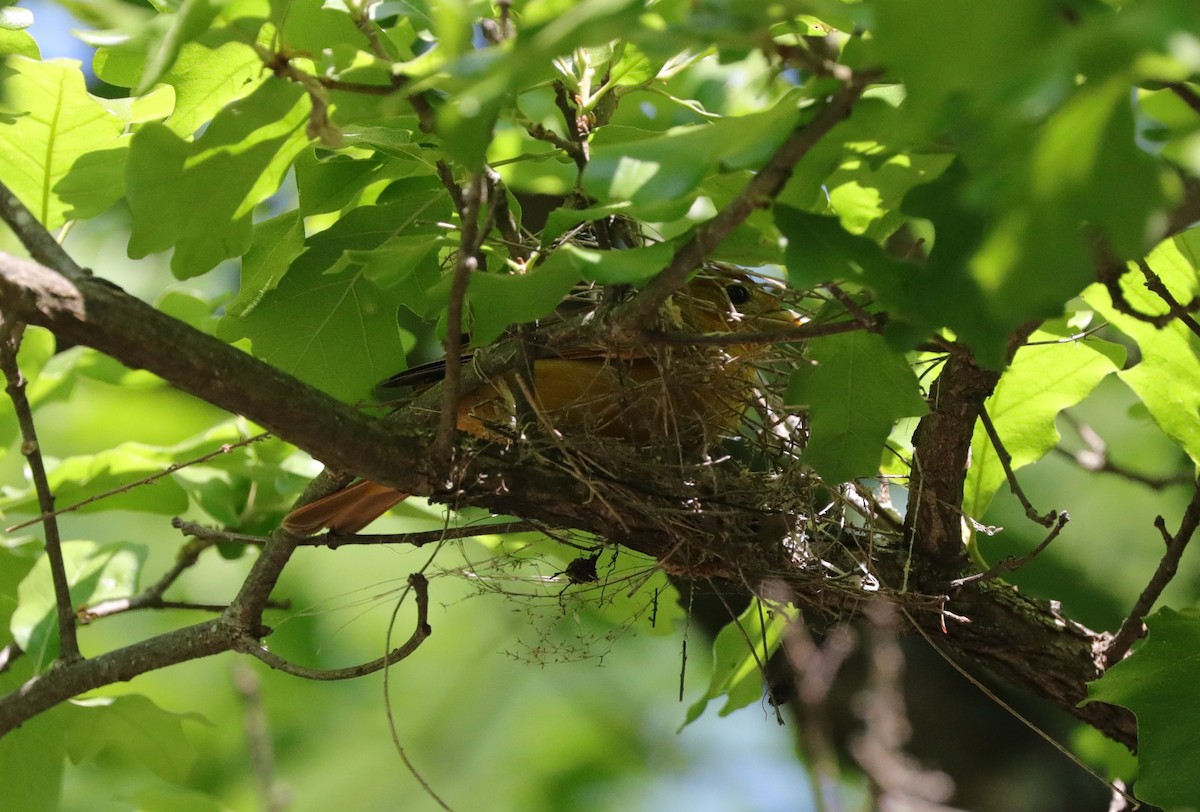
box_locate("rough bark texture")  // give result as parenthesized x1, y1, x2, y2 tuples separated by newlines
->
(0, 251, 1134, 747)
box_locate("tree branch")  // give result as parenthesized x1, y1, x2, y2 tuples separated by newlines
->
(1104, 480, 1200, 667)
(0, 318, 79, 662)
(0, 619, 232, 736)
(241, 573, 431, 680)
(609, 70, 877, 341)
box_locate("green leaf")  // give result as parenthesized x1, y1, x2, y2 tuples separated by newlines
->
(126, 78, 311, 278)
(464, 261, 581, 346)
(0, 537, 41, 662)
(0, 57, 128, 229)
(87, 0, 223, 97)
(223, 260, 415, 403)
(776, 205, 913, 313)
(0, 443, 191, 518)
(1086, 607, 1200, 809)
(785, 332, 928, 483)
(157, 38, 264, 138)
(130, 786, 233, 812)
(582, 96, 802, 212)
(0, 326, 57, 462)
(0, 7, 39, 59)
(0, 703, 66, 812)
(11, 541, 147, 662)
(962, 324, 1124, 520)
(540, 241, 677, 285)
(225, 210, 306, 318)
(66, 694, 205, 785)
(874, 0, 1067, 139)
(1084, 234, 1200, 466)
(682, 598, 790, 728)
(271, 0, 369, 56)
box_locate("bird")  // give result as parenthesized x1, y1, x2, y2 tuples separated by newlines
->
(282, 272, 799, 536)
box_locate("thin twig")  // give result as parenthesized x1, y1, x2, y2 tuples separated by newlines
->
(239, 573, 431, 680)
(1104, 480, 1200, 667)
(1097, 255, 1200, 331)
(950, 512, 1070, 587)
(436, 160, 465, 217)
(822, 282, 878, 329)
(174, 517, 537, 548)
(977, 406, 1058, 527)
(1137, 258, 1200, 340)
(436, 172, 487, 465)
(522, 117, 585, 162)
(642, 315, 885, 347)
(347, 0, 389, 61)
(552, 80, 587, 170)
(7, 433, 271, 532)
(78, 531, 289, 622)
(610, 70, 877, 342)
(484, 167, 529, 262)
(383, 574, 454, 811)
(0, 642, 23, 675)
(0, 319, 80, 661)
(1168, 81, 1200, 116)
(172, 518, 272, 545)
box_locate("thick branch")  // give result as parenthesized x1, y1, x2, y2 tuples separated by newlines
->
(0, 620, 232, 735)
(0, 252, 436, 499)
(0, 247, 1139, 745)
(904, 355, 1000, 568)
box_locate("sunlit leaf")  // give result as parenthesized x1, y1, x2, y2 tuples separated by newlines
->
(962, 324, 1124, 520)
(0, 57, 128, 229)
(1084, 234, 1200, 466)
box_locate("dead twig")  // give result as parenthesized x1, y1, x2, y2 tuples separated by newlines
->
(436, 172, 487, 467)
(240, 573, 431, 680)
(977, 406, 1059, 527)
(951, 512, 1069, 587)
(1104, 480, 1200, 667)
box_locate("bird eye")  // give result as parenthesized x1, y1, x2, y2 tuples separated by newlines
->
(725, 283, 752, 306)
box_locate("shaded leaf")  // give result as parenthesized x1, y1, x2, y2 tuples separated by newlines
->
(66, 695, 206, 785)
(0, 702, 65, 812)
(126, 78, 311, 278)
(223, 260, 415, 403)
(11, 541, 147, 663)
(785, 332, 928, 483)
(1086, 607, 1200, 808)
(583, 96, 802, 212)
(683, 598, 791, 728)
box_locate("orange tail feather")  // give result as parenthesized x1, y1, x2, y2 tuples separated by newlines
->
(283, 480, 408, 536)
